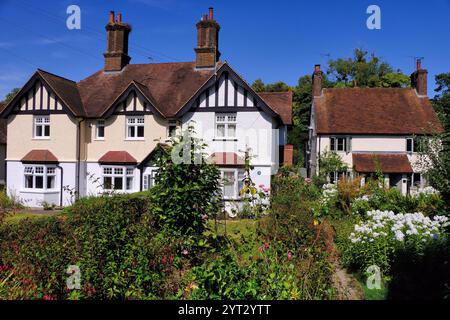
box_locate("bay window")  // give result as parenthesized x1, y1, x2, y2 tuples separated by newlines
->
(34, 116, 50, 138)
(102, 166, 135, 192)
(220, 169, 245, 199)
(126, 116, 145, 139)
(24, 165, 56, 190)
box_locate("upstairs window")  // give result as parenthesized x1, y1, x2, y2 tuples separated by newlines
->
(126, 117, 145, 139)
(96, 120, 105, 139)
(406, 138, 420, 153)
(215, 113, 237, 139)
(24, 165, 56, 190)
(34, 116, 50, 138)
(330, 137, 351, 152)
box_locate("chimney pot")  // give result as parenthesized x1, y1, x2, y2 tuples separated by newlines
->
(416, 58, 421, 71)
(314, 64, 321, 73)
(109, 11, 115, 24)
(209, 7, 214, 21)
(312, 64, 323, 97)
(117, 12, 122, 24)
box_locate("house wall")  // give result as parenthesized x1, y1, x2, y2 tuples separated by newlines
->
(6, 114, 78, 161)
(84, 114, 168, 162)
(182, 110, 279, 174)
(316, 135, 420, 171)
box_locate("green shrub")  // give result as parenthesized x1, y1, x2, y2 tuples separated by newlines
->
(151, 127, 222, 236)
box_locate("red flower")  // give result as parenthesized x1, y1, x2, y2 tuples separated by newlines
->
(264, 242, 269, 249)
(43, 295, 53, 300)
(287, 251, 293, 261)
(162, 255, 167, 265)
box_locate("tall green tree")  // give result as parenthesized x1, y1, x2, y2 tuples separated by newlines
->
(4, 88, 20, 103)
(327, 48, 409, 88)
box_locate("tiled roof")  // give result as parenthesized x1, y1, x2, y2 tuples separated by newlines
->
(99, 151, 138, 164)
(258, 91, 293, 125)
(77, 62, 217, 118)
(314, 88, 443, 135)
(21, 150, 59, 163)
(352, 153, 413, 173)
(209, 152, 244, 165)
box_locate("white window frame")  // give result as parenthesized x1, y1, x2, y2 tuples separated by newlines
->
(330, 136, 351, 153)
(23, 165, 57, 190)
(102, 166, 135, 192)
(215, 113, 237, 140)
(126, 116, 145, 140)
(406, 137, 418, 154)
(34, 116, 50, 139)
(96, 120, 105, 140)
(143, 170, 157, 191)
(220, 168, 245, 200)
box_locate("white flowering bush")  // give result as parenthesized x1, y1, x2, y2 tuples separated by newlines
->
(315, 183, 339, 217)
(342, 210, 449, 273)
(410, 186, 440, 197)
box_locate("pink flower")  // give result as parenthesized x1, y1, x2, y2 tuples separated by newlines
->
(287, 251, 293, 261)
(264, 242, 269, 249)
(304, 178, 312, 184)
(259, 184, 265, 188)
(201, 214, 209, 221)
(162, 255, 167, 265)
(259, 246, 264, 252)
(43, 295, 53, 300)
(182, 249, 189, 256)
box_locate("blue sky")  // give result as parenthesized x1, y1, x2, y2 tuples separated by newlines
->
(0, 0, 450, 99)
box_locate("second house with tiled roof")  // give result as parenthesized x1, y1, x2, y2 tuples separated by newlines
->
(1, 9, 293, 208)
(307, 62, 443, 194)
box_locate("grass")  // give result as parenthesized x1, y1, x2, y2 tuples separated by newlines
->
(355, 273, 388, 300)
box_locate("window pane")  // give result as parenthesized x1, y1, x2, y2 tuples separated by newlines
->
(47, 176, 55, 189)
(114, 168, 123, 175)
(114, 177, 123, 190)
(25, 175, 34, 188)
(137, 126, 144, 137)
(126, 177, 133, 190)
(227, 124, 236, 137)
(406, 139, 413, 152)
(104, 177, 112, 189)
(44, 125, 50, 137)
(97, 125, 104, 138)
(337, 138, 344, 151)
(35, 167, 44, 174)
(103, 167, 112, 175)
(128, 126, 135, 138)
(169, 125, 177, 137)
(47, 167, 55, 174)
(216, 124, 225, 137)
(330, 138, 335, 151)
(35, 176, 44, 189)
(223, 172, 235, 197)
(126, 168, 134, 175)
(143, 175, 148, 191)
(36, 125, 43, 137)
(224, 184, 234, 197)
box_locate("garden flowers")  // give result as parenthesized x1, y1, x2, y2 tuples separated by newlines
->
(349, 210, 449, 245)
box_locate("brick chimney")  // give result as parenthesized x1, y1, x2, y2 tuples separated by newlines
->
(411, 59, 428, 96)
(104, 11, 132, 72)
(194, 7, 221, 69)
(312, 64, 323, 97)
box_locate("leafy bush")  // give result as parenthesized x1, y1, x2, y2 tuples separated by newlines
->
(151, 127, 222, 235)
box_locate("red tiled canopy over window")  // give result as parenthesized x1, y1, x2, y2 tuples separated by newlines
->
(21, 149, 59, 163)
(99, 151, 137, 164)
(209, 152, 244, 166)
(352, 153, 413, 174)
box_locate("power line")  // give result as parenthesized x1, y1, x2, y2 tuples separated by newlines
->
(13, 0, 182, 62)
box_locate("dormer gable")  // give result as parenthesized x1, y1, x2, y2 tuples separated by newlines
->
(101, 81, 163, 118)
(0, 69, 84, 118)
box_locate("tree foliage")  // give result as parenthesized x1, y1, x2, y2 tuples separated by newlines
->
(4, 88, 20, 104)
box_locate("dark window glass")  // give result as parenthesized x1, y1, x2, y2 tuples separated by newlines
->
(407, 138, 413, 152)
(337, 138, 345, 151)
(25, 176, 34, 188)
(128, 126, 135, 138)
(104, 177, 112, 189)
(330, 138, 336, 151)
(47, 176, 55, 189)
(36, 126, 43, 137)
(126, 177, 133, 190)
(114, 177, 123, 190)
(97, 126, 104, 138)
(44, 125, 50, 137)
(169, 125, 176, 137)
(137, 126, 144, 137)
(35, 176, 44, 189)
